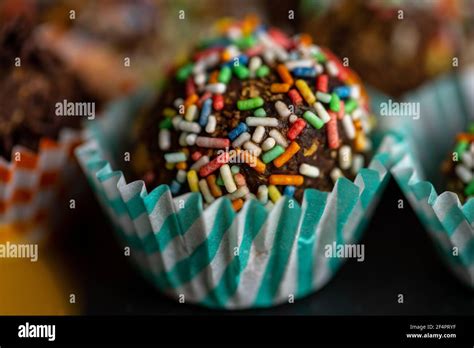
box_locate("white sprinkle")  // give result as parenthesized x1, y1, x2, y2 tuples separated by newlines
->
(342, 115, 356, 140)
(158, 129, 171, 151)
(243, 141, 262, 157)
(249, 56, 262, 76)
(205, 115, 216, 133)
(455, 164, 473, 184)
(190, 155, 210, 171)
(339, 145, 352, 170)
(257, 185, 268, 204)
(262, 49, 276, 65)
(194, 72, 206, 86)
(261, 137, 276, 151)
(252, 126, 265, 144)
(314, 102, 331, 123)
(274, 46, 289, 62)
(172, 116, 182, 129)
(227, 186, 249, 200)
(185, 104, 198, 121)
(176, 170, 187, 183)
(299, 163, 320, 178)
(173, 98, 184, 109)
(285, 59, 314, 70)
(232, 132, 251, 148)
(186, 133, 198, 146)
(326, 60, 339, 76)
(269, 129, 288, 148)
(246, 117, 279, 127)
(351, 107, 364, 120)
(462, 151, 474, 168)
(330, 168, 344, 183)
(220, 164, 237, 193)
(199, 179, 215, 204)
(350, 85, 361, 99)
(351, 154, 364, 175)
(205, 83, 226, 94)
(289, 114, 298, 123)
(315, 63, 324, 75)
(179, 120, 201, 133)
(275, 101, 291, 118)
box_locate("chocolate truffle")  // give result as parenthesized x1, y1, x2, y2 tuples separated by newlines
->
(0, 19, 96, 160)
(442, 129, 474, 203)
(132, 18, 374, 210)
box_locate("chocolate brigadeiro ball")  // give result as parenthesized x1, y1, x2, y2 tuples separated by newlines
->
(0, 18, 97, 160)
(442, 128, 474, 204)
(131, 18, 375, 210)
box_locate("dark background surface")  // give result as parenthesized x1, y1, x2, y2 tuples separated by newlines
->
(68, 178, 474, 315)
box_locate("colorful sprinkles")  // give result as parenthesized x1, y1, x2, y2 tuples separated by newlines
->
(157, 17, 373, 211)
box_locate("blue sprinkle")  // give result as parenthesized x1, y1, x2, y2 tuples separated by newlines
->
(292, 67, 316, 78)
(170, 180, 181, 195)
(283, 185, 295, 197)
(333, 86, 351, 99)
(223, 54, 249, 67)
(199, 98, 212, 126)
(228, 122, 248, 141)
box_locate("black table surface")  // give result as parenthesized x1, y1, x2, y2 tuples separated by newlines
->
(65, 178, 474, 315)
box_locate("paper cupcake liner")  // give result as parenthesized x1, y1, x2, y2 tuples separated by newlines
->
(0, 128, 83, 243)
(388, 67, 474, 287)
(76, 88, 397, 309)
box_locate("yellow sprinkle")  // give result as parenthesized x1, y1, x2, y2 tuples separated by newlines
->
(303, 141, 318, 157)
(295, 79, 316, 105)
(165, 162, 175, 170)
(163, 107, 177, 118)
(187, 170, 199, 192)
(268, 185, 281, 203)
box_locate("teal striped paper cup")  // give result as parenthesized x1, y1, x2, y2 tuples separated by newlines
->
(75, 89, 397, 309)
(388, 67, 474, 287)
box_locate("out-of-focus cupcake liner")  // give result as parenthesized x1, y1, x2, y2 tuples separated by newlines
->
(76, 89, 396, 309)
(388, 68, 474, 287)
(0, 129, 83, 244)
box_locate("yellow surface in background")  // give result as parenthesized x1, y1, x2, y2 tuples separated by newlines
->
(0, 224, 81, 315)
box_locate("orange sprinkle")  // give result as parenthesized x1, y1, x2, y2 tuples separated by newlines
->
(207, 174, 223, 197)
(236, 149, 266, 174)
(184, 94, 198, 108)
(271, 83, 290, 93)
(176, 161, 187, 170)
(221, 50, 232, 62)
(232, 198, 244, 212)
(269, 174, 304, 186)
(209, 70, 219, 84)
(276, 64, 294, 86)
(273, 141, 301, 168)
(354, 131, 367, 152)
(457, 133, 474, 142)
(299, 33, 313, 46)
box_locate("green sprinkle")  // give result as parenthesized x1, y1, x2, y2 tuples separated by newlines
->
(216, 175, 224, 186)
(234, 35, 256, 50)
(231, 165, 240, 174)
(303, 111, 324, 129)
(176, 63, 193, 81)
(218, 66, 232, 84)
(233, 65, 250, 79)
(237, 97, 264, 110)
(159, 118, 173, 129)
(314, 51, 326, 63)
(469, 123, 474, 134)
(345, 99, 358, 114)
(465, 179, 474, 196)
(254, 108, 267, 117)
(330, 93, 340, 112)
(262, 145, 285, 164)
(316, 92, 332, 104)
(256, 65, 270, 78)
(454, 140, 469, 157)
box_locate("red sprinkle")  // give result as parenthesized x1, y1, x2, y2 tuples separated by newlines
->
(191, 151, 203, 161)
(287, 118, 306, 141)
(213, 94, 224, 111)
(268, 28, 293, 49)
(193, 46, 222, 61)
(327, 111, 340, 149)
(288, 89, 303, 105)
(245, 44, 264, 57)
(186, 77, 196, 97)
(197, 91, 212, 107)
(317, 74, 328, 93)
(199, 152, 230, 177)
